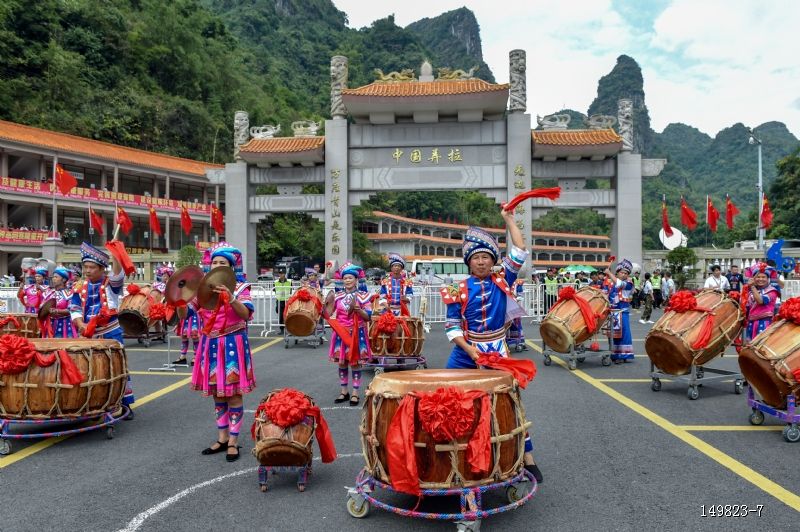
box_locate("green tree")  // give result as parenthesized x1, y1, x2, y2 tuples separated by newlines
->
(665, 247, 698, 289)
(176, 245, 202, 268)
(769, 147, 800, 239)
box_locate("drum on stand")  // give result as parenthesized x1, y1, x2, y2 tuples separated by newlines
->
(539, 287, 610, 353)
(285, 288, 321, 337)
(0, 339, 128, 419)
(738, 319, 800, 408)
(252, 389, 317, 467)
(0, 313, 40, 338)
(118, 286, 157, 337)
(368, 315, 425, 357)
(362, 369, 529, 489)
(645, 289, 742, 375)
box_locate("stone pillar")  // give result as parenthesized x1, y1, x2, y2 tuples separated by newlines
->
(613, 151, 643, 267)
(39, 206, 46, 228)
(324, 118, 350, 266)
(165, 174, 170, 199)
(215, 185, 220, 205)
(164, 214, 170, 250)
(0, 201, 7, 225)
(39, 158, 47, 181)
(617, 99, 634, 153)
(41, 239, 64, 264)
(330, 56, 349, 119)
(0, 252, 8, 277)
(113, 166, 119, 192)
(506, 71, 533, 265)
(100, 169, 107, 190)
(153, 179, 159, 197)
(202, 186, 208, 204)
(1, 150, 8, 176)
(225, 161, 253, 274)
(233, 111, 249, 160)
(202, 222, 208, 242)
(509, 50, 527, 113)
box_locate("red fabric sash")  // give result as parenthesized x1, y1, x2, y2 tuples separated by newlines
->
(666, 290, 715, 350)
(385, 388, 491, 496)
(0, 316, 21, 330)
(83, 307, 115, 338)
(476, 353, 537, 389)
(348, 312, 362, 365)
(0, 334, 83, 385)
(202, 291, 230, 336)
(552, 286, 598, 333)
(399, 299, 410, 317)
(502, 187, 561, 212)
(104, 240, 136, 276)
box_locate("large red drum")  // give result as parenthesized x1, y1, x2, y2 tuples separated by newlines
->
(738, 319, 800, 408)
(368, 315, 425, 357)
(252, 389, 317, 467)
(540, 287, 610, 353)
(645, 290, 743, 375)
(285, 289, 322, 337)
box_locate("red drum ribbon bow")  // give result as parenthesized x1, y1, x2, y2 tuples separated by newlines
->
(666, 290, 715, 350)
(552, 286, 599, 333)
(476, 352, 537, 389)
(0, 334, 83, 385)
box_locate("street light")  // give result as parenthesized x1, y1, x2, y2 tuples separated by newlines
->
(747, 127, 764, 250)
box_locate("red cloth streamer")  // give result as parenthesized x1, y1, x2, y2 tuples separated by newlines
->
(726, 194, 740, 230)
(149, 302, 168, 321)
(502, 187, 561, 212)
(0, 316, 21, 330)
(283, 288, 322, 319)
(661, 201, 674, 237)
(202, 291, 230, 335)
(475, 353, 537, 389)
(706, 197, 720, 233)
(251, 388, 337, 463)
(83, 308, 114, 338)
(386, 388, 491, 495)
(104, 240, 136, 276)
(399, 299, 411, 317)
(126, 283, 141, 295)
(778, 297, 800, 324)
(680, 197, 698, 230)
(0, 335, 83, 385)
(348, 311, 362, 365)
(666, 290, 715, 350)
(552, 286, 598, 333)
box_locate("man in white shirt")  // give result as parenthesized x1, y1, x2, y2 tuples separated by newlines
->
(704, 264, 730, 291)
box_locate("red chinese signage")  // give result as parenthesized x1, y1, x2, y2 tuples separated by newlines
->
(0, 229, 48, 244)
(0, 177, 211, 215)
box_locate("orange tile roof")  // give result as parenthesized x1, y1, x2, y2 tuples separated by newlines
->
(369, 211, 609, 240)
(342, 79, 509, 98)
(532, 129, 621, 146)
(0, 120, 221, 176)
(239, 136, 325, 154)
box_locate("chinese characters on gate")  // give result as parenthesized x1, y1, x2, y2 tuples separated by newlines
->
(330, 169, 342, 255)
(391, 148, 463, 164)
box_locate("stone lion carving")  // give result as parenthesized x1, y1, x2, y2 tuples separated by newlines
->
(617, 98, 633, 151)
(291, 120, 320, 137)
(509, 49, 526, 112)
(373, 68, 416, 82)
(233, 111, 249, 159)
(249, 124, 280, 139)
(330, 55, 348, 118)
(436, 65, 479, 80)
(536, 113, 571, 130)
(584, 114, 617, 129)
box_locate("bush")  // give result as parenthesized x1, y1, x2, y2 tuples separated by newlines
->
(176, 245, 202, 268)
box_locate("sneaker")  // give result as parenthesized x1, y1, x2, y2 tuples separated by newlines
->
(639, 319, 647, 324)
(647, 320, 655, 324)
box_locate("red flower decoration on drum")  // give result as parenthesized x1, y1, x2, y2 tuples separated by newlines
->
(0, 334, 37, 374)
(666, 290, 697, 313)
(778, 297, 800, 325)
(149, 303, 168, 321)
(418, 387, 476, 442)
(557, 286, 576, 300)
(263, 388, 311, 428)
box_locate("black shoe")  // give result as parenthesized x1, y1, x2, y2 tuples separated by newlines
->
(201, 440, 228, 455)
(349, 395, 360, 407)
(172, 358, 188, 366)
(334, 392, 350, 404)
(525, 464, 543, 483)
(226, 444, 241, 462)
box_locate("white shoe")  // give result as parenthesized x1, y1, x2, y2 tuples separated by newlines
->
(647, 320, 655, 324)
(639, 319, 646, 324)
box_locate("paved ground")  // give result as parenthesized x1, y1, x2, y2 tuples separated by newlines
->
(1, 305, 799, 531)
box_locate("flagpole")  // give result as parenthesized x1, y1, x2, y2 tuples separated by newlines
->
(705, 195, 709, 247)
(88, 201, 93, 245)
(51, 157, 58, 237)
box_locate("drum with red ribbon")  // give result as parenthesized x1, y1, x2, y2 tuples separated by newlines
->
(0, 313, 40, 338)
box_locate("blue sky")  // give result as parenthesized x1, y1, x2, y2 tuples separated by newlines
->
(333, 0, 800, 138)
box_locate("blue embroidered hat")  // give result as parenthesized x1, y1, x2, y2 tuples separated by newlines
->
(209, 241, 245, 281)
(463, 226, 500, 265)
(53, 267, 71, 281)
(616, 258, 633, 274)
(80, 242, 110, 267)
(35, 267, 49, 277)
(387, 253, 405, 269)
(338, 261, 364, 279)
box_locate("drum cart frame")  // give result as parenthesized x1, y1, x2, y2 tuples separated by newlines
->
(283, 326, 323, 349)
(363, 355, 427, 375)
(124, 323, 167, 348)
(649, 362, 745, 400)
(0, 406, 130, 455)
(258, 463, 313, 492)
(541, 311, 616, 370)
(346, 468, 536, 531)
(746, 386, 800, 442)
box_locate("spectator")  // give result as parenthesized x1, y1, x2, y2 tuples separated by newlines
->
(651, 270, 663, 308)
(631, 271, 641, 309)
(726, 264, 744, 293)
(639, 273, 654, 324)
(544, 269, 558, 311)
(274, 270, 291, 334)
(662, 271, 675, 306)
(704, 265, 730, 291)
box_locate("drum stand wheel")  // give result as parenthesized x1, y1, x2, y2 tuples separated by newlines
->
(0, 438, 11, 456)
(543, 354, 552, 367)
(346, 491, 371, 518)
(782, 425, 800, 443)
(748, 409, 765, 426)
(258, 464, 311, 492)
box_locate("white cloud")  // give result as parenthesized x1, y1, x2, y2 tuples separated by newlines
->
(332, 0, 800, 137)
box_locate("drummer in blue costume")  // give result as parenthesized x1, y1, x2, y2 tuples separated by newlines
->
(377, 253, 413, 316)
(440, 207, 542, 482)
(70, 242, 135, 410)
(605, 259, 635, 363)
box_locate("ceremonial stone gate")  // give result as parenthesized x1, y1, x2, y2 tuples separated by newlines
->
(212, 51, 665, 275)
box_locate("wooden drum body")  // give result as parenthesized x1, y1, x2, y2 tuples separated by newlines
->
(252, 390, 316, 467)
(645, 290, 743, 375)
(362, 369, 529, 489)
(119, 287, 157, 337)
(738, 320, 800, 408)
(0, 339, 128, 419)
(369, 316, 425, 357)
(285, 290, 321, 337)
(0, 313, 40, 338)
(540, 287, 610, 353)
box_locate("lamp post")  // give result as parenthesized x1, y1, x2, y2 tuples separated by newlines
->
(747, 127, 764, 250)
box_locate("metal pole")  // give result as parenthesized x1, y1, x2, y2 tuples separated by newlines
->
(757, 142, 764, 250)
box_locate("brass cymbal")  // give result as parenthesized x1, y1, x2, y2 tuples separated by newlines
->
(37, 298, 55, 320)
(165, 265, 204, 306)
(197, 267, 237, 310)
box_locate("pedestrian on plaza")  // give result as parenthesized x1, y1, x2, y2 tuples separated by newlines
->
(325, 262, 372, 406)
(273, 270, 291, 334)
(704, 265, 730, 291)
(544, 269, 558, 311)
(605, 258, 635, 363)
(651, 270, 663, 308)
(630, 271, 641, 309)
(186, 242, 256, 462)
(726, 264, 745, 293)
(662, 271, 675, 306)
(639, 273, 654, 324)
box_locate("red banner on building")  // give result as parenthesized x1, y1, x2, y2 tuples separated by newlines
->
(0, 177, 211, 215)
(0, 230, 48, 244)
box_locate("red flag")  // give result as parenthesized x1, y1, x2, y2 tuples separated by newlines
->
(54, 164, 78, 195)
(725, 194, 740, 230)
(180, 206, 193, 235)
(149, 207, 162, 236)
(211, 206, 224, 235)
(661, 199, 673, 237)
(761, 194, 773, 229)
(680, 196, 698, 230)
(706, 196, 720, 233)
(89, 207, 105, 236)
(116, 206, 134, 235)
